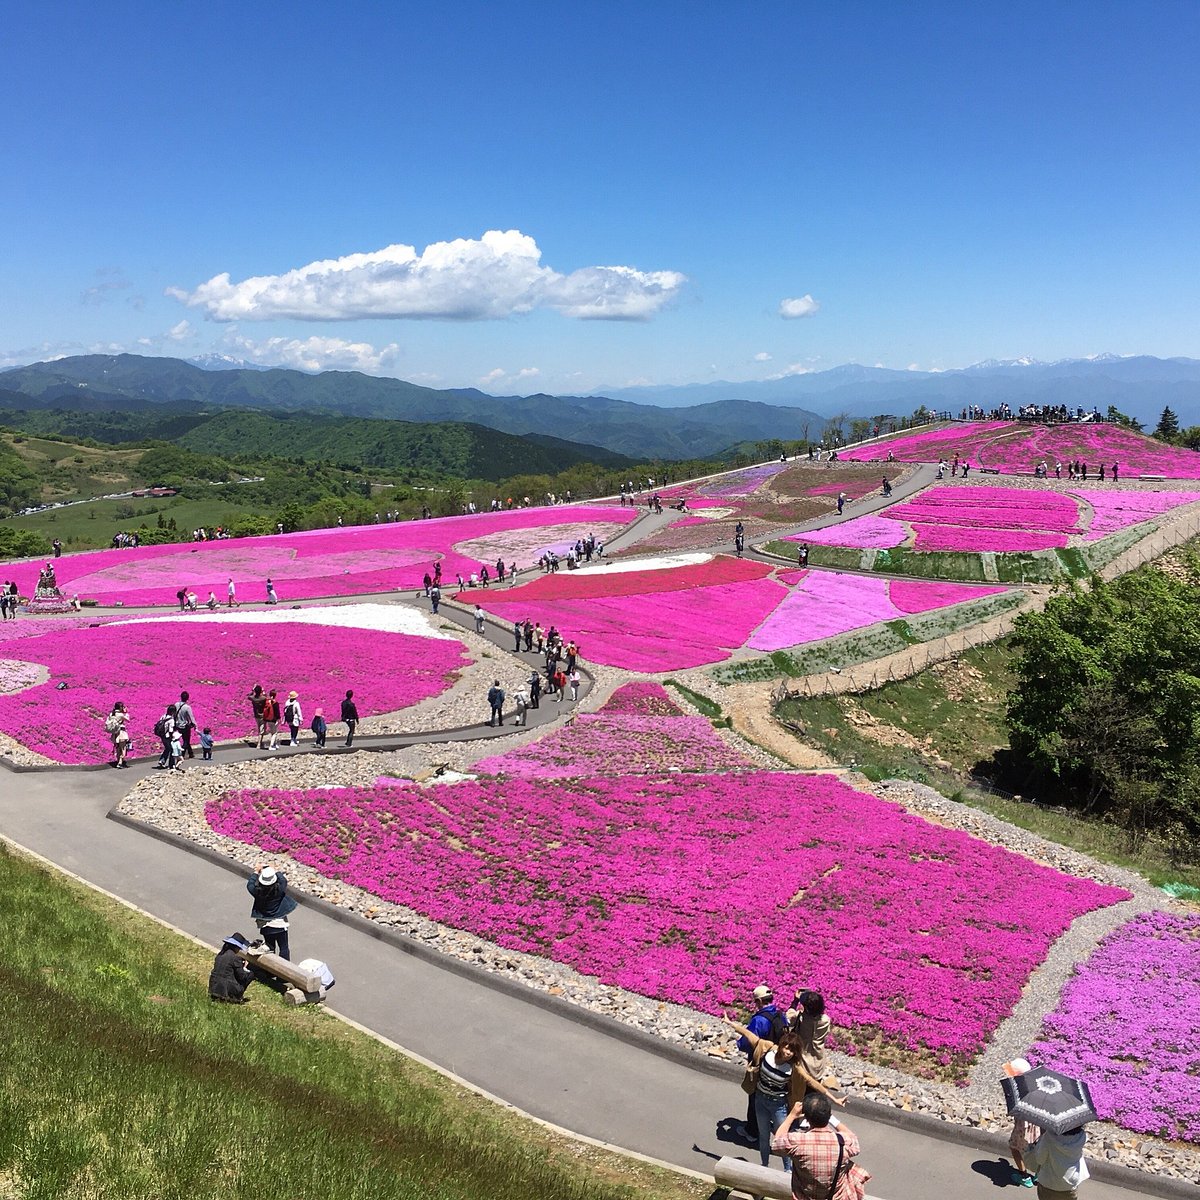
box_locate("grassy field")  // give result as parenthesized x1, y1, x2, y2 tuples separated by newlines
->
(775, 641, 1200, 891)
(0, 844, 705, 1200)
(3, 432, 142, 504)
(6, 492, 261, 550)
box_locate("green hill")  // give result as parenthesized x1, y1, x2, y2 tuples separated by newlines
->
(175, 410, 632, 480)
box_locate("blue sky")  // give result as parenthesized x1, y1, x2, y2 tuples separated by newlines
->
(3, 1, 1198, 392)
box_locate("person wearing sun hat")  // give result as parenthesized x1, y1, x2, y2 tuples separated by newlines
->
(208, 932, 255, 1003)
(283, 690, 303, 746)
(1004, 1057, 1042, 1188)
(247, 865, 298, 960)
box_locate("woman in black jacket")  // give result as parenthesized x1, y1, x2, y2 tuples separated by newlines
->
(247, 866, 298, 960)
(208, 934, 255, 1003)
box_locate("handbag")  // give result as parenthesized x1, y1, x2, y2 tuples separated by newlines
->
(740, 1061, 760, 1095)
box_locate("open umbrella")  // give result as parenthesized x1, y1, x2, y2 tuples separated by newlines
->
(1001, 1066, 1098, 1135)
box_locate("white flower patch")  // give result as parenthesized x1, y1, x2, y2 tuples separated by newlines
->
(113, 603, 456, 639)
(573, 552, 713, 576)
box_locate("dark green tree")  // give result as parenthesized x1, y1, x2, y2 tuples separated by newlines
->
(1007, 565, 1200, 860)
(1154, 407, 1180, 441)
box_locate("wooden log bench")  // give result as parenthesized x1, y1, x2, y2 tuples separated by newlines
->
(979, 466, 1001, 474)
(1139, 474, 1166, 482)
(714, 1155, 792, 1200)
(237, 947, 330, 1005)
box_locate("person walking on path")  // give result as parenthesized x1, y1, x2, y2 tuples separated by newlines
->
(837, 492, 846, 515)
(310, 706, 327, 748)
(247, 865, 298, 961)
(487, 679, 506, 726)
(176, 690, 197, 759)
(284, 690, 303, 746)
(513, 683, 530, 726)
(248, 684, 267, 748)
(105, 701, 130, 768)
(514, 619, 523, 651)
(199, 727, 214, 760)
(568, 667, 581, 702)
(429, 584, 441, 614)
(265, 578, 279, 604)
(1003, 1058, 1042, 1189)
(153, 703, 177, 769)
(340, 690, 359, 746)
(552, 664, 567, 702)
(771, 1093, 870, 1200)
(1022, 1124, 1089, 1200)
(227, 577, 238, 607)
(528, 669, 541, 709)
(474, 604, 486, 634)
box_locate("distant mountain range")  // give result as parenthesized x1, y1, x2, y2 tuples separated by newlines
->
(601, 355, 1200, 421)
(2, 352, 1199, 460)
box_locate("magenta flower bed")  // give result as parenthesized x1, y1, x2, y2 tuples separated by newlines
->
(747, 571, 1005, 651)
(844, 421, 1200, 478)
(0, 506, 636, 606)
(473, 711, 749, 777)
(600, 681, 686, 717)
(1031, 911, 1200, 1141)
(910, 525, 1069, 552)
(1074, 490, 1200, 540)
(206, 770, 1129, 1060)
(473, 556, 787, 670)
(0, 619, 469, 763)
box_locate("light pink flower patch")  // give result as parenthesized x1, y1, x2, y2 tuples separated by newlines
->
(1073, 491, 1200, 540)
(206, 770, 1129, 1061)
(0, 618, 470, 763)
(748, 571, 1006, 651)
(0, 506, 637, 606)
(786, 515, 908, 550)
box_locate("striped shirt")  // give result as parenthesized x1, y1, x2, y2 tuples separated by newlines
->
(757, 1050, 793, 1099)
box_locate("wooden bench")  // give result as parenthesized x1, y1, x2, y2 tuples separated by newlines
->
(979, 466, 1001, 474)
(1139, 474, 1166, 482)
(237, 947, 330, 1005)
(714, 1155, 792, 1200)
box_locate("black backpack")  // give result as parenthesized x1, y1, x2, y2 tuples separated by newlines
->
(764, 1008, 790, 1044)
(153, 716, 168, 738)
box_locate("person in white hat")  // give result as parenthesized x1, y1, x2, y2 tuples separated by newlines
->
(284, 690, 303, 746)
(247, 865, 298, 960)
(1004, 1057, 1041, 1188)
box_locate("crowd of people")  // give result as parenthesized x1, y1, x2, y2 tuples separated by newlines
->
(957, 404, 1104, 424)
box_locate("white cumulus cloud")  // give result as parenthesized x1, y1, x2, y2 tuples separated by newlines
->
(479, 366, 542, 390)
(222, 333, 402, 375)
(169, 230, 686, 323)
(779, 294, 820, 319)
(753, 351, 772, 362)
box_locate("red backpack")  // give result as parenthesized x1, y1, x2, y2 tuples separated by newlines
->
(262, 697, 278, 722)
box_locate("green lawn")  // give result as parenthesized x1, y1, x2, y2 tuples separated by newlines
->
(0, 844, 705, 1200)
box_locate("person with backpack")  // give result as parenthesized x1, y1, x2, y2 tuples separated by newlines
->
(283, 690, 303, 746)
(734, 985, 789, 1143)
(262, 689, 281, 750)
(153, 703, 178, 769)
(487, 680, 505, 726)
(310, 706, 327, 748)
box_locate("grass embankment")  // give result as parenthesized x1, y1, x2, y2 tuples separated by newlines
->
(0, 844, 704, 1200)
(775, 642, 1200, 892)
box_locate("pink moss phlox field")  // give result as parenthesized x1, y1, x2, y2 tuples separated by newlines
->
(0, 506, 636, 605)
(472, 711, 750, 777)
(206, 771, 1129, 1060)
(600, 681, 685, 716)
(471, 555, 787, 670)
(844, 421, 1200, 478)
(787, 515, 908, 550)
(1031, 911, 1200, 1141)
(888, 579, 1004, 613)
(1073, 490, 1200, 540)
(747, 571, 1005, 651)
(887, 488, 1081, 534)
(0, 619, 470, 763)
(910, 525, 1069, 553)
